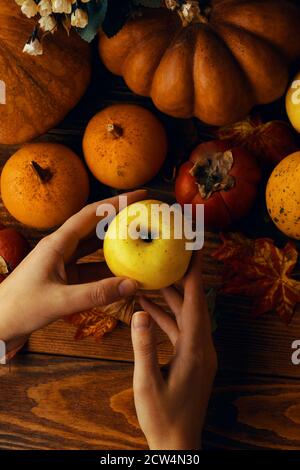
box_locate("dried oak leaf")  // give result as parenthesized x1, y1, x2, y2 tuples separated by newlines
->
(66, 297, 135, 342)
(212, 233, 300, 324)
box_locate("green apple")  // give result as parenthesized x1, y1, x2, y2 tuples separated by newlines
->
(103, 199, 193, 290)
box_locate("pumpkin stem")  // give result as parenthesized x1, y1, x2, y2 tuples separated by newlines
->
(31, 161, 53, 183)
(190, 150, 235, 199)
(165, 0, 211, 26)
(107, 123, 124, 139)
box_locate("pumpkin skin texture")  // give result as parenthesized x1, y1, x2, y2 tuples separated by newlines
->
(0, 0, 91, 145)
(99, 1, 300, 126)
(175, 140, 261, 229)
(266, 152, 300, 240)
(83, 104, 167, 189)
(0, 143, 90, 230)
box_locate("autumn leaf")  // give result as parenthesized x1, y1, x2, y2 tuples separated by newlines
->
(212, 233, 300, 324)
(66, 297, 135, 341)
(214, 114, 299, 167)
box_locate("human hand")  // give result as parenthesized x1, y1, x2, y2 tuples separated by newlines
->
(131, 251, 217, 450)
(0, 190, 146, 343)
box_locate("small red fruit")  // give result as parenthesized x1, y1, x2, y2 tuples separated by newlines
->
(175, 140, 261, 229)
(0, 226, 30, 278)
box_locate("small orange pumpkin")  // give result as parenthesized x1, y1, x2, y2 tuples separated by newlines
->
(266, 151, 300, 239)
(1, 143, 90, 230)
(0, 0, 91, 145)
(83, 104, 167, 189)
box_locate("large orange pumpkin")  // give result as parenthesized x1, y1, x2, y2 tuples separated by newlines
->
(99, 0, 300, 126)
(0, 0, 91, 145)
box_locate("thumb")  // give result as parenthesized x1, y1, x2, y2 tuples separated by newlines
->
(57, 277, 137, 317)
(131, 311, 162, 392)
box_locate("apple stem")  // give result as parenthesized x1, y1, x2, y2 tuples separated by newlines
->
(107, 123, 123, 139)
(31, 161, 53, 183)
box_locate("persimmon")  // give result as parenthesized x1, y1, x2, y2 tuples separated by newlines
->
(83, 104, 167, 189)
(0, 226, 30, 279)
(175, 140, 261, 229)
(1, 143, 89, 230)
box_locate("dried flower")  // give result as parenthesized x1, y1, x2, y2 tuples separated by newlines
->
(71, 8, 88, 28)
(20, 0, 38, 18)
(165, 0, 179, 10)
(181, 1, 201, 23)
(23, 37, 43, 55)
(51, 0, 72, 14)
(39, 15, 57, 33)
(38, 0, 52, 16)
(17, 0, 163, 55)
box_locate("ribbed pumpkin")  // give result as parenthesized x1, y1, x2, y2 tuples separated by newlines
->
(99, 0, 300, 126)
(0, 0, 91, 145)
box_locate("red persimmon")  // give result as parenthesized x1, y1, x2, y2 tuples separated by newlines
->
(175, 140, 261, 229)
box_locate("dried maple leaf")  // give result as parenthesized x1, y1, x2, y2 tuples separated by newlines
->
(212, 233, 300, 324)
(215, 114, 299, 166)
(66, 297, 135, 342)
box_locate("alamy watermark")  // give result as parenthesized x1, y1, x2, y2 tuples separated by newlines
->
(291, 340, 300, 365)
(95, 196, 204, 250)
(0, 340, 6, 365)
(0, 80, 6, 105)
(290, 79, 300, 106)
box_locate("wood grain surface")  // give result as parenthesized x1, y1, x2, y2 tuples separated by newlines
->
(1, 354, 300, 450)
(0, 54, 300, 450)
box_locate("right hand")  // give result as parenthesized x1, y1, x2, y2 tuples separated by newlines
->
(131, 251, 217, 450)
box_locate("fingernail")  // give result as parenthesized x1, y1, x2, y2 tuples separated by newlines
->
(133, 311, 150, 329)
(119, 279, 137, 296)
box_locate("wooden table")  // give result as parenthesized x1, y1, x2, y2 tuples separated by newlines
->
(1, 55, 300, 451)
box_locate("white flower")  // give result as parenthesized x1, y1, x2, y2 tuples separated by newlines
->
(38, 0, 52, 16)
(165, 0, 179, 10)
(71, 9, 88, 28)
(180, 1, 201, 25)
(23, 38, 43, 56)
(51, 0, 72, 14)
(39, 15, 57, 33)
(20, 0, 38, 18)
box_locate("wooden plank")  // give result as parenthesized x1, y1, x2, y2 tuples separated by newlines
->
(204, 373, 300, 450)
(0, 354, 145, 450)
(26, 297, 300, 378)
(1, 354, 300, 450)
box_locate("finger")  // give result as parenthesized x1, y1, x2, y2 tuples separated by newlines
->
(57, 277, 138, 316)
(182, 250, 211, 342)
(48, 190, 148, 261)
(161, 286, 183, 324)
(131, 311, 163, 392)
(140, 296, 179, 346)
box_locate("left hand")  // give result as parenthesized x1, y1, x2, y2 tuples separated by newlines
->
(0, 190, 146, 343)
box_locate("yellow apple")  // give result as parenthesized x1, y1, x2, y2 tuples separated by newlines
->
(103, 199, 193, 290)
(286, 73, 300, 132)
